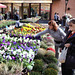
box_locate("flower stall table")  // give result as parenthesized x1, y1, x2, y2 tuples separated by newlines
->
(0, 20, 16, 33)
(20, 16, 41, 23)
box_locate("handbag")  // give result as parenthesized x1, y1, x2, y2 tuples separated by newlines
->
(58, 47, 68, 63)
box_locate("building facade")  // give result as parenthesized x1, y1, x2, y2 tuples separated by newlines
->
(52, 0, 75, 19)
(0, 0, 75, 20)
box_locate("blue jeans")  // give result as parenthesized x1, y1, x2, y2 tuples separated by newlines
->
(15, 21, 19, 27)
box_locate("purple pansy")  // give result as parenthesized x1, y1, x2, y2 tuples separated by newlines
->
(2, 39, 5, 43)
(7, 41, 10, 45)
(29, 58, 32, 63)
(2, 36, 5, 39)
(17, 45, 20, 49)
(12, 56, 15, 60)
(0, 44, 3, 46)
(11, 47, 14, 50)
(13, 41, 17, 45)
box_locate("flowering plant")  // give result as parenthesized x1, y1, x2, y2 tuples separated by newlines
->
(10, 23, 46, 36)
(0, 34, 40, 71)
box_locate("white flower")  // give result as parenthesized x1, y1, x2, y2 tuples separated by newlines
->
(14, 38, 17, 41)
(9, 56, 12, 60)
(20, 53, 23, 56)
(31, 61, 35, 66)
(3, 55, 5, 58)
(23, 51, 27, 54)
(0, 34, 1, 36)
(27, 38, 29, 42)
(7, 35, 10, 39)
(0, 50, 5, 54)
(17, 49, 21, 53)
(27, 65, 33, 70)
(29, 39, 33, 43)
(24, 39, 27, 43)
(23, 51, 28, 58)
(2, 34, 6, 36)
(10, 37, 14, 40)
(38, 40, 40, 44)
(28, 49, 35, 59)
(6, 55, 12, 60)
(13, 51, 17, 55)
(18, 37, 22, 42)
(29, 49, 33, 53)
(33, 40, 36, 42)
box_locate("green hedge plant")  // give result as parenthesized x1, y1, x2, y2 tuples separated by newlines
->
(43, 55, 57, 64)
(47, 63, 59, 71)
(43, 68, 58, 75)
(33, 59, 44, 72)
(30, 71, 41, 75)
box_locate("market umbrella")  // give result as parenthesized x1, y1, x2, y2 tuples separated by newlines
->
(0, 4, 7, 8)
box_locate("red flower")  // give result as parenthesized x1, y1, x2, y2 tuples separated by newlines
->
(47, 48, 55, 53)
(47, 37, 52, 39)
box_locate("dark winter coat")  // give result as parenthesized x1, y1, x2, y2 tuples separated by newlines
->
(64, 31, 75, 56)
(61, 31, 75, 69)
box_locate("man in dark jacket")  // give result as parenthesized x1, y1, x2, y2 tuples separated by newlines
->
(15, 12, 20, 28)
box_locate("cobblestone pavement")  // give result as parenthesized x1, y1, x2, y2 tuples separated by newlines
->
(58, 62, 62, 75)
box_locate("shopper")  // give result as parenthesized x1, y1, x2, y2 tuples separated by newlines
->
(15, 11, 20, 28)
(4, 11, 7, 20)
(54, 12, 57, 21)
(57, 13, 60, 25)
(34, 20, 66, 58)
(65, 14, 72, 33)
(0, 13, 3, 21)
(61, 18, 75, 75)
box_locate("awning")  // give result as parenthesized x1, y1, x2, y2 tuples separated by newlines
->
(0, 0, 52, 3)
(0, 4, 7, 8)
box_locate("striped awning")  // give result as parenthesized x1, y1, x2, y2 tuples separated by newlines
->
(0, 0, 52, 3)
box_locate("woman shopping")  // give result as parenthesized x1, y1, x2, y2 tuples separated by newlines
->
(34, 20, 66, 58)
(61, 18, 75, 75)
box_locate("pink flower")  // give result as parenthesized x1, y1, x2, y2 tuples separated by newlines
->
(47, 37, 52, 39)
(0, 47, 1, 49)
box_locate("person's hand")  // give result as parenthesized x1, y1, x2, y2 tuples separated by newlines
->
(65, 43, 70, 47)
(59, 48, 62, 52)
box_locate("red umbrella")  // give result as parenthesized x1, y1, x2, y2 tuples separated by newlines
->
(0, 4, 7, 8)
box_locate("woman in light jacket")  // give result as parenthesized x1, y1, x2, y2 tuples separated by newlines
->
(34, 20, 66, 58)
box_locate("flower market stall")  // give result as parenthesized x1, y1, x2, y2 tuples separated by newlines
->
(0, 22, 58, 75)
